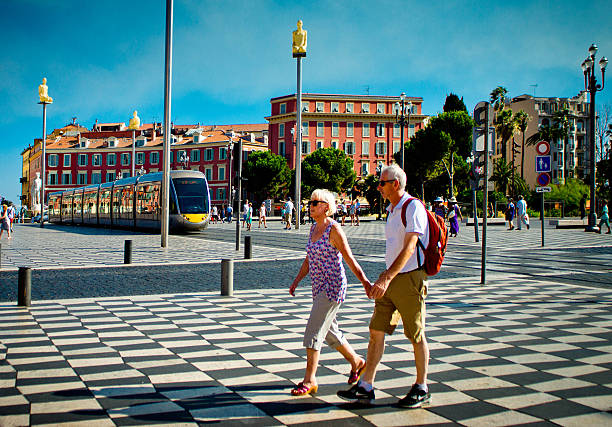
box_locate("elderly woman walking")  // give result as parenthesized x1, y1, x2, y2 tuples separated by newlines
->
(289, 189, 371, 396)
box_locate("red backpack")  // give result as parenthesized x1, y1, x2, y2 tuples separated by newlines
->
(401, 197, 448, 276)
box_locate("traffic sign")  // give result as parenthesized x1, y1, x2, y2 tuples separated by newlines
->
(537, 172, 551, 186)
(535, 141, 550, 155)
(472, 127, 495, 153)
(536, 155, 551, 172)
(536, 186, 551, 193)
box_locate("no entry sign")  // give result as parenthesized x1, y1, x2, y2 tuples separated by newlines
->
(536, 141, 550, 155)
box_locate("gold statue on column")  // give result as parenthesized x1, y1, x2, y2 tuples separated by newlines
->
(38, 77, 53, 103)
(292, 20, 307, 57)
(128, 110, 141, 129)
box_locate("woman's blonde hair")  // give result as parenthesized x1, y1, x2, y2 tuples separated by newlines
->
(310, 189, 336, 216)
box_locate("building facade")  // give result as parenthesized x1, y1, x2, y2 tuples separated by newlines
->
(22, 122, 268, 210)
(266, 94, 426, 177)
(507, 92, 591, 188)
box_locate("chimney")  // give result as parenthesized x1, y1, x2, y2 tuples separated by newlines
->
(77, 133, 81, 146)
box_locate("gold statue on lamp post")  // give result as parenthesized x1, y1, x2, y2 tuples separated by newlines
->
(128, 110, 140, 177)
(38, 77, 53, 227)
(292, 20, 307, 229)
(38, 77, 53, 104)
(292, 20, 307, 57)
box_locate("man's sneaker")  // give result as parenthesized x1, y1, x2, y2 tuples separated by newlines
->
(397, 384, 431, 408)
(337, 384, 375, 405)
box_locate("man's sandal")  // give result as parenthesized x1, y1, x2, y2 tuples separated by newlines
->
(291, 382, 318, 396)
(348, 362, 366, 385)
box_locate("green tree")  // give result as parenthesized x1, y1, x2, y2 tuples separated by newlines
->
(490, 86, 508, 112)
(514, 110, 531, 179)
(242, 150, 291, 202)
(543, 178, 589, 215)
(493, 108, 517, 168)
(356, 174, 383, 215)
(301, 148, 356, 196)
(489, 157, 527, 195)
(443, 93, 468, 113)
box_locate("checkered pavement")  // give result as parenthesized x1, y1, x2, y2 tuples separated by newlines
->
(1, 274, 610, 425)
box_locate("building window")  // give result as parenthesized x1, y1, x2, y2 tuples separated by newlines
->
(150, 152, 159, 164)
(48, 173, 57, 185)
(280, 103, 286, 114)
(64, 154, 71, 167)
(376, 141, 386, 156)
(302, 121, 309, 136)
(361, 163, 369, 176)
(218, 166, 225, 181)
(345, 141, 355, 155)
(279, 123, 285, 138)
(78, 154, 88, 166)
(77, 173, 87, 185)
(332, 122, 339, 137)
(302, 140, 309, 154)
(361, 103, 370, 113)
(376, 123, 385, 137)
(106, 172, 115, 182)
(92, 154, 101, 166)
(317, 140, 323, 150)
(393, 124, 400, 138)
(317, 122, 324, 137)
(346, 122, 354, 137)
(136, 152, 144, 165)
(205, 148, 214, 161)
(362, 123, 370, 137)
(121, 153, 130, 166)
(191, 149, 200, 162)
(346, 102, 354, 113)
(302, 101, 309, 112)
(48, 154, 58, 167)
(92, 173, 101, 184)
(62, 172, 71, 184)
(409, 124, 415, 137)
(219, 147, 227, 160)
(331, 140, 338, 149)
(205, 168, 212, 180)
(107, 153, 116, 166)
(331, 102, 339, 113)
(280, 141, 286, 156)
(377, 103, 385, 114)
(393, 140, 401, 153)
(316, 102, 324, 112)
(217, 188, 226, 200)
(135, 137, 146, 147)
(362, 141, 370, 155)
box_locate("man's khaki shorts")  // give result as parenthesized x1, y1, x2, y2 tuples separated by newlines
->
(369, 269, 428, 343)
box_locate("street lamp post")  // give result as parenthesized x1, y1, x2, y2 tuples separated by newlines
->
(581, 43, 607, 232)
(395, 92, 411, 171)
(292, 20, 307, 230)
(227, 133, 235, 209)
(37, 77, 53, 228)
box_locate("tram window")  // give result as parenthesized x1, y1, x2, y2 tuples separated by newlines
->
(172, 177, 209, 214)
(113, 190, 121, 214)
(99, 190, 111, 214)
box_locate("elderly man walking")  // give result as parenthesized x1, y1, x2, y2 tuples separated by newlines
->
(337, 163, 431, 408)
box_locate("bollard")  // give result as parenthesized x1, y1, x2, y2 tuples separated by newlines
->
(18, 267, 31, 307)
(124, 240, 132, 264)
(0, 243, 2, 270)
(244, 235, 252, 259)
(221, 259, 233, 296)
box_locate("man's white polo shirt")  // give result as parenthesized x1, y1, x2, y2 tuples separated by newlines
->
(385, 193, 429, 273)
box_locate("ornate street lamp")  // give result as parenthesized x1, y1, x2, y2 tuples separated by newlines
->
(581, 43, 607, 232)
(395, 92, 412, 171)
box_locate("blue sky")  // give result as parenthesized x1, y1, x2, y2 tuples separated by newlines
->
(1, 0, 611, 204)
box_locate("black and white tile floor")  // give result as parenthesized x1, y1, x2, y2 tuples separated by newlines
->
(1, 274, 611, 426)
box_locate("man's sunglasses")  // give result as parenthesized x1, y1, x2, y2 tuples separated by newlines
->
(308, 200, 328, 207)
(378, 179, 396, 187)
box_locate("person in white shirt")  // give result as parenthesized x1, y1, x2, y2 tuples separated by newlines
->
(284, 197, 295, 230)
(258, 202, 267, 228)
(338, 163, 431, 408)
(516, 195, 530, 230)
(242, 200, 249, 228)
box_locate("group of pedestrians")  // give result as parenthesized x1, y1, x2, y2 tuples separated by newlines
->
(432, 196, 462, 237)
(505, 196, 530, 230)
(289, 163, 432, 409)
(0, 202, 17, 240)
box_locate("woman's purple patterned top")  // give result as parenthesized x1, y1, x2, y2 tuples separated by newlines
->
(306, 220, 347, 303)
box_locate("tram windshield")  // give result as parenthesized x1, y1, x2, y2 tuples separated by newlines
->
(172, 177, 209, 214)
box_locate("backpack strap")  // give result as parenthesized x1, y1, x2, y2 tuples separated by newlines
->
(400, 197, 425, 269)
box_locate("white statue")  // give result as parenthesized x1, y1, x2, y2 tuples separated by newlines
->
(31, 172, 42, 208)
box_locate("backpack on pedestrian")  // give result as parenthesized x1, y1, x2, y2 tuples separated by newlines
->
(401, 198, 448, 276)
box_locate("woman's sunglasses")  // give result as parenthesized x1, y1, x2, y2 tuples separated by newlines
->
(308, 200, 328, 207)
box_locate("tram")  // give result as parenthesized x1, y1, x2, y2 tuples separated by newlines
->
(48, 170, 210, 232)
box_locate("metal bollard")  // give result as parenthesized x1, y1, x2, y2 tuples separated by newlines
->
(0, 243, 2, 270)
(18, 267, 31, 307)
(244, 235, 252, 259)
(124, 240, 132, 264)
(221, 259, 233, 296)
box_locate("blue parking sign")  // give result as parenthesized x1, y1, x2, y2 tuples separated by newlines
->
(535, 155, 551, 173)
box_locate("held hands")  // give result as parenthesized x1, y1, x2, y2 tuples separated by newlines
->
(362, 279, 373, 298)
(370, 270, 391, 299)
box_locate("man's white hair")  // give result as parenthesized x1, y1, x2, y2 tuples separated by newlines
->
(381, 163, 406, 190)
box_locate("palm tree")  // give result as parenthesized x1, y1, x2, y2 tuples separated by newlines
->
(514, 110, 531, 179)
(494, 109, 517, 162)
(489, 158, 513, 194)
(489, 86, 508, 112)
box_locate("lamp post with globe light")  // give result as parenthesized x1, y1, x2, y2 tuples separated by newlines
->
(581, 43, 607, 232)
(395, 92, 411, 171)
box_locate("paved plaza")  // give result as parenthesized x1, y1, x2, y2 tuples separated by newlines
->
(0, 220, 611, 425)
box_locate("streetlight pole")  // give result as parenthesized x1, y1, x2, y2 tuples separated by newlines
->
(37, 77, 53, 228)
(235, 136, 243, 251)
(161, 0, 173, 248)
(292, 20, 307, 231)
(395, 93, 411, 171)
(227, 134, 234, 211)
(581, 43, 607, 232)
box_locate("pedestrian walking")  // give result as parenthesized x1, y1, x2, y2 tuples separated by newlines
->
(433, 197, 446, 219)
(284, 197, 294, 230)
(242, 200, 249, 228)
(516, 195, 530, 230)
(350, 200, 357, 226)
(580, 194, 587, 220)
(355, 199, 361, 226)
(246, 202, 253, 231)
(211, 206, 218, 224)
(7, 204, 15, 232)
(505, 198, 515, 230)
(447, 197, 462, 237)
(289, 189, 371, 396)
(258, 202, 268, 228)
(598, 200, 610, 234)
(0, 204, 11, 240)
(337, 163, 432, 408)
(226, 205, 233, 223)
